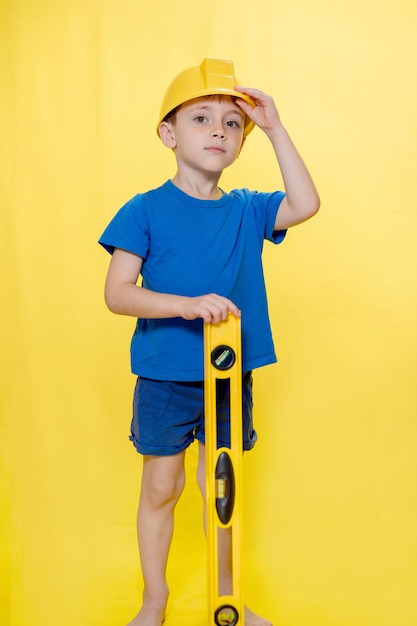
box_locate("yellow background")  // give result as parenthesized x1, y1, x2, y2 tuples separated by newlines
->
(1, 1, 417, 625)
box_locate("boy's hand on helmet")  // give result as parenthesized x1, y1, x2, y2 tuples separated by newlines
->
(234, 86, 281, 134)
(180, 294, 241, 324)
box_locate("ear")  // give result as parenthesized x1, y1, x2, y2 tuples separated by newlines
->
(158, 121, 177, 149)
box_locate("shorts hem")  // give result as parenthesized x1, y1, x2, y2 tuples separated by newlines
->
(194, 432, 258, 452)
(129, 435, 194, 456)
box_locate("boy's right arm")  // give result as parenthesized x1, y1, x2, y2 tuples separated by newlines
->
(104, 248, 240, 324)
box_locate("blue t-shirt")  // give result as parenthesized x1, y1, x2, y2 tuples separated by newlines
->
(99, 180, 286, 380)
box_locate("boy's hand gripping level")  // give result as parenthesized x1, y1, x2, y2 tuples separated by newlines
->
(204, 314, 244, 626)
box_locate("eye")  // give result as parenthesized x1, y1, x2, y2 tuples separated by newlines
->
(194, 116, 208, 123)
(226, 120, 241, 128)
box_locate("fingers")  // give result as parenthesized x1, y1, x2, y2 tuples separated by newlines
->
(234, 85, 271, 105)
(197, 294, 241, 324)
(234, 86, 280, 131)
(183, 294, 241, 324)
(235, 85, 263, 96)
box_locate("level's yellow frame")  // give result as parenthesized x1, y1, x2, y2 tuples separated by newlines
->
(204, 315, 244, 626)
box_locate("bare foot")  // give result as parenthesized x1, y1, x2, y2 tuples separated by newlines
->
(244, 605, 272, 626)
(126, 599, 166, 626)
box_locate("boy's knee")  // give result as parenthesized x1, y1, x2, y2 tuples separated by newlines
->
(145, 470, 185, 506)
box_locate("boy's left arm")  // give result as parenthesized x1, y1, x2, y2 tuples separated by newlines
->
(235, 86, 320, 229)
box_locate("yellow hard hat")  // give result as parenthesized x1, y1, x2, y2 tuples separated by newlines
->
(157, 57, 255, 136)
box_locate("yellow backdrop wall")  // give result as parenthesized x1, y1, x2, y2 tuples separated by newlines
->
(2, 1, 416, 625)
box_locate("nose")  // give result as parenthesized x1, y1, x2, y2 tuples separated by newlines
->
(211, 125, 226, 140)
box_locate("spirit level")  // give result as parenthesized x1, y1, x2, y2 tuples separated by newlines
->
(204, 314, 244, 626)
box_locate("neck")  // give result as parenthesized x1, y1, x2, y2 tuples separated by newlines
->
(171, 171, 223, 200)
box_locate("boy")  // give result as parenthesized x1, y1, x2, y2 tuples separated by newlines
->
(99, 58, 319, 626)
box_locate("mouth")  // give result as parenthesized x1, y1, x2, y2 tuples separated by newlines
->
(205, 145, 226, 154)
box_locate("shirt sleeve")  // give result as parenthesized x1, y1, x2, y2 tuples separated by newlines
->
(98, 194, 150, 258)
(249, 189, 287, 244)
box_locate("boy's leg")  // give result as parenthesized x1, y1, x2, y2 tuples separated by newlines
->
(128, 451, 186, 626)
(196, 443, 272, 626)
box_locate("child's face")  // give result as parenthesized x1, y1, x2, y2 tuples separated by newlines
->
(159, 95, 246, 175)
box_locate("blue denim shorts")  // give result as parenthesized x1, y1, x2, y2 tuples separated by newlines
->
(130, 372, 257, 456)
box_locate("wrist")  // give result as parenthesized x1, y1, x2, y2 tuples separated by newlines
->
(264, 121, 286, 141)
(171, 294, 188, 319)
